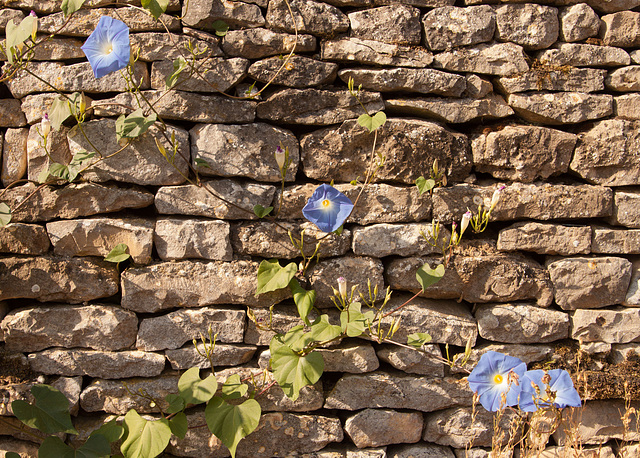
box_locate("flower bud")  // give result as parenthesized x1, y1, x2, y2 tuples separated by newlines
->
(40, 113, 51, 139)
(490, 185, 506, 211)
(275, 146, 286, 170)
(29, 11, 38, 40)
(337, 277, 347, 299)
(460, 211, 471, 237)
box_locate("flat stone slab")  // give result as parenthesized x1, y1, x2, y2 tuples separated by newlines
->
(181, 0, 264, 29)
(345, 409, 423, 448)
(496, 67, 606, 93)
(301, 118, 470, 184)
(601, 11, 640, 47)
(0, 256, 119, 303)
(131, 32, 222, 61)
(0, 223, 50, 255)
(1, 304, 137, 352)
(248, 55, 338, 87)
(2, 127, 28, 187)
(624, 259, 640, 306)
(572, 308, 640, 343)
(349, 5, 421, 45)
(221, 28, 317, 59)
(265, 0, 349, 37)
(136, 307, 246, 351)
(376, 344, 444, 376)
(433, 42, 529, 76)
(547, 256, 632, 310)
(165, 343, 257, 370)
(122, 260, 290, 313)
(559, 3, 600, 42)
(615, 93, 640, 119)
(591, 227, 640, 254)
(422, 5, 495, 51)
(606, 65, 640, 91)
(609, 189, 640, 228)
(150, 58, 248, 93)
(508, 92, 613, 125)
(0, 99, 26, 127)
(155, 217, 233, 261)
(497, 222, 591, 255)
(495, 4, 559, 50)
(28, 349, 165, 379)
(476, 303, 570, 343)
(352, 223, 444, 257)
(321, 37, 433, 67)
(537, 43, 630, 67)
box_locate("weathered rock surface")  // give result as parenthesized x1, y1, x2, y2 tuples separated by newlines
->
(190, 123, 299, 182)
(122, 260, 289, 313)
(131, 32, 222, 61)
(376, 344, 444, 377)
(316, 342, 380, 373)
(393, 444, 456, 458)
(624, 260, 640, 306)
(222, 28, 317, 59)
(352, 223, 444, 257)
(321, 37, 433, 67)
(0, 9, 24, 32)
(349, 5, 421, 45)
(572, 308, 640, 343)
(257, 88, 384, 125)
(385, 95, 513, 124)
(472, 125, 576, 182)
(537, 43, 630, 67)
(1, 36, 85, 60)
(615, 93, 640, 119)
(155, 218, 233, 261)
(0, 99, 26, 127)
(0, 256, 118, 303)
(496, 67, 606, 93)
(591, 227, 640, 254)
(337, 68, 466, 97)
(26, 125, 71, 185)
(559, 3, 600, 42)
(245, 305, 324, 346)
(28, 349, 165, 379)
(1, 304, 136, 352)
(155, 179, 275, 220)
(2, 128, 28, 186)
(136, 307, 245, 351)
(46, 217, 154, 264)
(151, 58, 249, 93)
(476, 303, 570, 343)
(601, 11, 640, 47)
(547, 256, 632, 310)
(345, 409, 423, 448)
(0, 438, 38, 457)
(609, 189, 640, 228)
(497, 222, 591, 255)
(266, 0, 349, 37)
(422, 6, 495, 51)
(301, 118, 470, 184)
(508, 92, 613, 125)
(606, 65, 640, 91)
(248, 55, 338, 87)
(433, 42, 529, 76)
(166, 343, 256, 370)
(0, 223, 50, 255)
(325, 371, 472, 412)
(495, 4, 559, 50)
(181, 0, 264, 29)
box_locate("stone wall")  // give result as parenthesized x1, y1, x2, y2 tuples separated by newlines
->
(1, 0, 640, 456)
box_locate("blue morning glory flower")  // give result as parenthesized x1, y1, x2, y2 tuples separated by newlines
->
(468, 351, 527, 412)
(302, 184, 354, 233)
(81, 16, 130, 78)
(519, 369, 582, 412)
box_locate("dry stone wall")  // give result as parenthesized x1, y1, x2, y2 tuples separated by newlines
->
(1, 0, 640, 456)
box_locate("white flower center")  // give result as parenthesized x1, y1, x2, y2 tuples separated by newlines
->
(101, 41, 114, 55)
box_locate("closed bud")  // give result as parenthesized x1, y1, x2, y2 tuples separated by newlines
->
(490, 185, 506, 211)
(275, 145, 286, 170)
(40, 113, 51, 138)
(460, 211, 471, 237)
(337, 277, 347, 299)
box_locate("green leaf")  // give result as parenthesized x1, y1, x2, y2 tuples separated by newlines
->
(90, 418, 124, 443)
(270, 345, 324, 401)
(141, 0, 169, 19)
(165, 394, 185, 414)
(166, 56, 187, 88)
(339, 302, 374, 338)
(38, 437, 76, 458)
(49, 96, 73, 131)
(0, 202, 11, 227)
(115, 109, 157, 142)
(308, 315, 342, 343)
(5, 15, 36, 63)
(357, 111, 386, 133)
(416, 263, 445, 291)
(290, 279, 315, 326)
(253, 204, 273, 219)
(61, 0, 86, 17)
(407, 332, 432, 348)
(221, 374, 248, 400)
(415, 176, 436, 195)
(194, 157, 211, 168)
(104, 243, 130, 263)
(11, 384, 77, 435)
(67, 150, 96, 182)
(211, 20, 229, 37)
(49, 162, 70, 181)
(169, 412, 188, 439)
(255, 259, 297, 295)
(270, 325, 307, 354)
(120, 410, 171, 458)
(206, 397, 260, 458)
(177, 367, 218, 407)
(6, 453, 21, 458)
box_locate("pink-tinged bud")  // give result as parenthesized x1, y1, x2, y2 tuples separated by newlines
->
(460, 211, 471, 237)
(337, 277, 347, 298)
(40, 113, 51, 138)
(275, 146, 286, 170)
(490, 185, 506, 211)
(30, 10, 37, 16)
(29, 11, 37, 38)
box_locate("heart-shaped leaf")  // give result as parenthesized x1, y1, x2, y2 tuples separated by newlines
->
(12, 385, 77, 435)
(416, 263, 445, 291)
(357, 111, 386, 133)
(415, 176, 436, 195)
(256, 259, 297, 295)
(121, 411, 171, 458)
(177, 367, 218, 407)
(290, 279, 315, 325)
(205, 397, 261, 458)
(270, 345, 324, 401)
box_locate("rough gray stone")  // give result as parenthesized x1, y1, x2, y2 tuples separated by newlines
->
(338, 67, 466, 97)
(92, 90, 256, 123)
(495, 4, 559, 50)
(472, 125, 576, 182)
(325, 371, 472, 412)
(559, 4, 600, 42)
(537, 43, 630, 67)
(547, 256, 632, 310)
(165, 343, 257, 370)
(601, 12, 640, 47)
(321, 37, 433, 67)
(46, 217, 154, 264)
(222, 28, 317, 59)
(181, 0, 264, 29)
(476, 303, 570, 343)
(190, 123, 299, 182)
(231, 221, 351, 259)
(4, 61, 149, 98)
(610, 342, 640, 363)
(434, 42, 528, 76)
(2, 182, 154, 223)
(393, 444, 456, 458)
(345, 409, 423, 448)
(464, 74, 492, 98)
(0, 223, 49, 255)
(0, 256, 119, 303)
(349, 5, 421, 45)
(507, 92, 613, 125)
(0, 99, 26, 127)
(155, 179, 276, 220)
(151, 58, 249, 93)
(2, 128, 28, 186)
(137, 307, 245, 351)
(375, 0, 454, 5)
(496, 67, 606, 93)
(1, 304, 136, 352)
(28, 349, 165, 379)
(385, 95, 513, 124)
(266, 0, 349, 37)
(497, 222, 591, 255)
(376, 344, 444, 376)
(316, 342, 380, 373)
(122, 260, 289, 313)
(1, 37, 85, 61)
(301, 118, 470, 184)
(4, 0, 181, 13)
(592, 227, 640, 254)
(609, 189, 640, 228)
(155, 217, 233, 261)
(351, 223, 443, 257)
(615, 93, 640, 119)
(131, 32, 222, 61)
(26, 124, 71, 185)
(588, 0, 640, 12)
(572, 308, 640, 343)
(257, 88, 384, 125)
(0, 9, 24, 32)
(0, 438, 38, 456)
(422, 6, 495, 51)
(606, 66, 640, 91)
(248, 55, 338, 87)
(624, 259, 640, 306)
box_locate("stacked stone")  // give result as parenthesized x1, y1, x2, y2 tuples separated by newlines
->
(1, 0, 640, 455)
